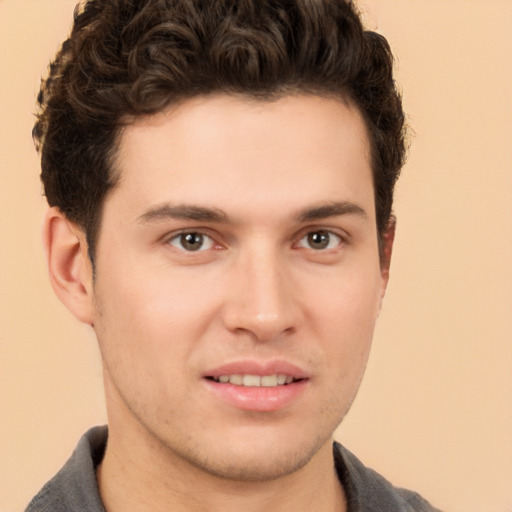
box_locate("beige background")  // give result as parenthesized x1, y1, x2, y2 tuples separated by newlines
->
(1, 1, 511, 511)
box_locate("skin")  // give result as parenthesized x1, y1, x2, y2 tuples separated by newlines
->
(44, 94, 394, 512)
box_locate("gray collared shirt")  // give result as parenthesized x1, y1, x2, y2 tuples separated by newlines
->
(26, 426, 441, 512)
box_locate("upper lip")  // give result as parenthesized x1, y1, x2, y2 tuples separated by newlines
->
(203, 359, 309, 380)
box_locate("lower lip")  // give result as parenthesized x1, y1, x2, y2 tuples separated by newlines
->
(203, 379, 308, 412)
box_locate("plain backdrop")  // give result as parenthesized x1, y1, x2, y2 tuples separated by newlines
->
(1, 1, 511, 511)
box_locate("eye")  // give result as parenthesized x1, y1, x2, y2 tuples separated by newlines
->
(297, 230, 342, 251)
(168, 232, 215, 252)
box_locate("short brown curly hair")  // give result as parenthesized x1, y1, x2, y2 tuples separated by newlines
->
(34, 0, 406, 262)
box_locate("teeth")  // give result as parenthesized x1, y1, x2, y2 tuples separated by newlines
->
(213, 374, 296, 387)
(243, 375, 261, 387)
(229, 374, 243, 385)
(261, 375, 278, 387)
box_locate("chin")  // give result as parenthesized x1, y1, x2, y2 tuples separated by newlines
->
(162, 424, 333, 483)
(192, 443, 319, 482)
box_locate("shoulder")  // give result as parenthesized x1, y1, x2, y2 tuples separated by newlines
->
(334, 442, 443, 512)
(25, 426, 107, 512)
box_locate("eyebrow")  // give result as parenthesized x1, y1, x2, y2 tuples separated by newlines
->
(137, 204, 229, 224)
(137, 200, 367, 225)
(297, 201, 368, 222)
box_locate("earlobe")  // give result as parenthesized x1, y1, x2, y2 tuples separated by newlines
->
(42, 207, 95, 325)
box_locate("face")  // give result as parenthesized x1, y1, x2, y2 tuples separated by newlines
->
(90, 94, 390, 481)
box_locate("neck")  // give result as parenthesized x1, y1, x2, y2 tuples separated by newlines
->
(97, 423, 346, 512)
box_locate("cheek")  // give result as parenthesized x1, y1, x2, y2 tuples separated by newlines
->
(92, 266, 222, 369)
(310, 264, 382, 331)
(92, 278, 196, 419)
(307, 266, 382, 373)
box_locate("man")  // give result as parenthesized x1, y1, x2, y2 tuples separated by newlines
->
(26, 1, 441, 511)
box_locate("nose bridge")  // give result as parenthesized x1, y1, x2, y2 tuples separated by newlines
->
(224, 240, 297, 340)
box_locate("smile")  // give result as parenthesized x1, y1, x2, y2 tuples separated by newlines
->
(204, 374, 308, 412)
(209, 374, 298, 387)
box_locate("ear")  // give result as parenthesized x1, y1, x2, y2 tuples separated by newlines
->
(42, 207, 95, 325)
(379, 215, 396, 296)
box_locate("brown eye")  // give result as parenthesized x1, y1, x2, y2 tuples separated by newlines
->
(169, 232, 213, 252)
(299, 230, 341, 250)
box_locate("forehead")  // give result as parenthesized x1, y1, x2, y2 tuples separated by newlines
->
(111, 94, 373, 220)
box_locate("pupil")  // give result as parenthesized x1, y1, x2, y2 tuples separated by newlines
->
(182, 233, 203, 251)
(308, 231, 329, 250)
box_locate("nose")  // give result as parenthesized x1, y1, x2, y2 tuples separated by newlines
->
(221, 246, 300, 342)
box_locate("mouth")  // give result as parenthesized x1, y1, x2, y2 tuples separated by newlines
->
(206, 374, 302, 387)
(202, 362, 309, 412)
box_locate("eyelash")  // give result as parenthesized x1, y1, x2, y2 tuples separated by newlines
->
(295, 230, 343, 251)
(166, 228, 345, 253)
(167, 231, 217, 252)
